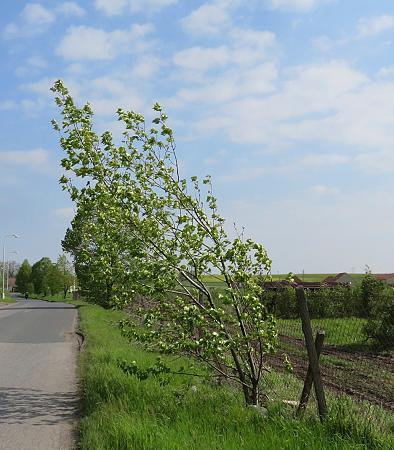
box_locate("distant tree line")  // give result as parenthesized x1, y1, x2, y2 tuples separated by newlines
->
(16, 255, 75, 298)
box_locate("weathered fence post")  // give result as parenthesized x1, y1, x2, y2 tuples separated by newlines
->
(297, 330, 325, 416)
(296, 286, 327, 421)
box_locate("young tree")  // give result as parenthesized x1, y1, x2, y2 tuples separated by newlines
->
(31, 257, 53, 296)
(56, 255, 75, 298)
(360, 273, 384, 317)
(62, 202, 141, 307)
(16, 259, 32, 293)
(52, 80, 277, 406)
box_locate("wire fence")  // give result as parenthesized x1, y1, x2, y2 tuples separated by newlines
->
(258, 294, 394, 435)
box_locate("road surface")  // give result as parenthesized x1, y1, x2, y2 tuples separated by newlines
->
(0, 297, 78, 450)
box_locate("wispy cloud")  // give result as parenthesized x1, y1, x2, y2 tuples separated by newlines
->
(181, 0, 238, 35)
(56, 24, 154, 61)
(95, 0, 177, 16)
(301, 153, 351, 166)
(310, 184, 340, 195)
(4, 2, 85, 39)
(15, 56, 47, 78)
(0, 100, 18, 111)
(357, 14, 394, 37)
(56, 2, 85, 17)
(269, 0, 317, 12)
(0, 149, 49, 168)
(192, 60, 394, 154)
(173, 46, 230, 72)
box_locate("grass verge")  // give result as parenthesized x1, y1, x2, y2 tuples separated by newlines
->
(0, 296, 16, 303)
(30, 292, 73, 302)
(69, 301, 392, 449)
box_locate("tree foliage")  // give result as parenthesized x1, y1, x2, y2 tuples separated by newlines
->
(62, 202, 136, 306)
(31, 257, 56, 295)
(16, 259, 32, 293)
(360, 273, 384, 317)
(361, 274, 394, 348)
(56, 254, 75, 298)
(52, 80, 277, 406)
(16, 255, 73, 297)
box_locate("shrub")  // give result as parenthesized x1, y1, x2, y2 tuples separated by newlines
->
(363, 288, 394, 349)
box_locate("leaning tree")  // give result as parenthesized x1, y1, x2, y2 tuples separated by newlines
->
(51, 80, 278, 406)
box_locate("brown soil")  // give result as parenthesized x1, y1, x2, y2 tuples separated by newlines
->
(268, 334, 394, 410)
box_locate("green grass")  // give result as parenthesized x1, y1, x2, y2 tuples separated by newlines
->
(0, 296, 16, 303)
(30, 292, 73, 302)
(202, 273, 366, 285)
(277, 317, 367, 347)
(67, 301, 392, 449)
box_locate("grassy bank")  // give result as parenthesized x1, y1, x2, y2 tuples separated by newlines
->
(71, 301, 392, 449)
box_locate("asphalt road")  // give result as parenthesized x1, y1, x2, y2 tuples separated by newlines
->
(0, 296, 78, 450)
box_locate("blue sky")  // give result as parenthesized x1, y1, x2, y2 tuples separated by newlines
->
(2, 0, 394, 273)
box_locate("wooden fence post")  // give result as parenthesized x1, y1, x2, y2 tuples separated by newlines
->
(296, 286, 327, 421)
(297, 330, 325, 416)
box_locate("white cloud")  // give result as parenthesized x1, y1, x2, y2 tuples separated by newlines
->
(194, 60, 383, 149)
(355, 151, 394, 174)
(269, 0, 316, 12)
(4, 2, 85, 39)
(16, 56, 48, 77)
(175, 62, 277, 105)
(0, 149, 49, 167)
(357, 15, 394, 37)
(56, 24, 154, 60)
(0, 100, 18, 111)
(22, 77, 57, 97)
(4, 3, 54, 38)
(301, 153, 350, 166)
(130, 56, 163, 79)
(88, 76, 145, 115)
(231, 28, 276, 51)
(173, 46, 230, 72)
(310, 184, 339, 195)
(21, 66, 148, 119)
(56, 2, 86, 17)
(172, 53, 394, 177)
(181, 0, 237, 35)
(21, 3, 55, 25)
(173, 28, 276, 73)
(377, 65, 394, 78)
(312, 35, 334, 51)
(95, 0, 177, 15)
(171, 26, 277, 104)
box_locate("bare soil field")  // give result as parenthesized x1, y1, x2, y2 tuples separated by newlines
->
(268, 334, 394, 410)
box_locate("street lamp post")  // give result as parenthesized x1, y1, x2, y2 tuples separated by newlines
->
(2, 234, 19, 299)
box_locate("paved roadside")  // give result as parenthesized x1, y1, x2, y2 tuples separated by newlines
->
(0, 297, 78, 450)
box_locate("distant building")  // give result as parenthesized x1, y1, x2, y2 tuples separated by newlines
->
(295, 281, 332, 291)
(261, 280, 294, 291)
(374, 274, 394, 285)
(323, 273, 352, 286)
(261, 273, 353, 292)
